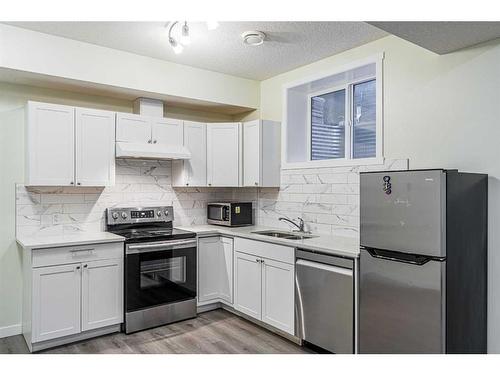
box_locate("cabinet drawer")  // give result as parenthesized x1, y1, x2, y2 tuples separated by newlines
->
(234, 237, 294, 265)
(32, 242, 123, 268)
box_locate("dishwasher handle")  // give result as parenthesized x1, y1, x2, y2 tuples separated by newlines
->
(296, 259, 353, 276)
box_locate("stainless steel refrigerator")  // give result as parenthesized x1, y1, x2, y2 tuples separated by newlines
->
(359, 169, 487, 354)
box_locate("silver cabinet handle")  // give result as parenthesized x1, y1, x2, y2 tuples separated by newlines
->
(75, 265, 81, 270)
(77, 182, 81, 186)
(70, 181, 74, 185)
(83, 264, 88, 268)
(153, 140, 157, 144)
(70, 248, 95, 253)
(255, 182, 258, 186)
(148, 139, 152, 144)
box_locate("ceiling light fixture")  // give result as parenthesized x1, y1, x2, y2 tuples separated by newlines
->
(206, 21, 219, 30)
(180, 22, 191, 45)
(167, 21, 189, 54)
(241, 31, 266, 46)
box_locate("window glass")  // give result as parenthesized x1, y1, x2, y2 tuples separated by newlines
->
(310, 89, 346, 160)
(352, 79, 376, 159)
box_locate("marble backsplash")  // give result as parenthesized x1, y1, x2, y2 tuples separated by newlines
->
(15, 158, 407, 239)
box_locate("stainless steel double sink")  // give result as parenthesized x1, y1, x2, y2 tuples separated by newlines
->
(251, 230, 317, 240)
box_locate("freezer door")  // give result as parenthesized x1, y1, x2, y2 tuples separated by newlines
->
(360, 170, 446, 257)
(359, 248, 445, 354)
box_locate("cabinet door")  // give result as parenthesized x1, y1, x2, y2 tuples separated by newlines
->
(234, 251, 261, 319)
(81, 259, 123, 332)
(243, 120, 261, 187)
(198, 237, 222, 303)
(26, 102, 75, 186)
(261, 258, 295, 334)
(75, 108, 116, 186)
(219, 237, 234, 304)
(151, 118, 183, 145)
(116, 113, 151, 143)
(207, 123, 240, 187)
(184, 121, 207, 186)
(32, 264, 81, 342)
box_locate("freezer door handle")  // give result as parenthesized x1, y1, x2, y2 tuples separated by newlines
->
(363, 247, 434, 266)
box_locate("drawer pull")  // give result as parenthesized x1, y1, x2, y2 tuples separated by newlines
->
(70, 248, 95, 255)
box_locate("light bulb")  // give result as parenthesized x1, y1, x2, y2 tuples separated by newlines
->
(180, 22, 191, 45)
(172, 42, 184, 54)
(206, 21, 219, 30)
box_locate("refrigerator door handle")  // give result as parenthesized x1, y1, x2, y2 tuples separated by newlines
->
(364, 248, 434, 266)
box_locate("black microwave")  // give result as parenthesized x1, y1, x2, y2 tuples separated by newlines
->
(207, 202, 253, 227)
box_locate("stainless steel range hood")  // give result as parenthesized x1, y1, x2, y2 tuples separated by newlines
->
(115, 142, 191, 160)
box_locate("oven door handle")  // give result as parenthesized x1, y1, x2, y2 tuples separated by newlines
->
(126, 239, 197, 254)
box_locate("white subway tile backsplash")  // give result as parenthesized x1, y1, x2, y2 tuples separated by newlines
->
(16, 157, 408, 240)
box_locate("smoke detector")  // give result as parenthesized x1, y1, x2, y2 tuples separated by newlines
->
(241, 31, 266, 46)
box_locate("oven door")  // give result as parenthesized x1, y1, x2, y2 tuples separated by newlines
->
(125, 239, 197, 313)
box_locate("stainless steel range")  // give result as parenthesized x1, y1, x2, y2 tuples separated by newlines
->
(106, 206, 197, 334)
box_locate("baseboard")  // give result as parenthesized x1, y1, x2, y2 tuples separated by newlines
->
(0, 323, 22, 338)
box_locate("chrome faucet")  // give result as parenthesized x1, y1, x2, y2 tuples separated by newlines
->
(279, 217, 306, 232)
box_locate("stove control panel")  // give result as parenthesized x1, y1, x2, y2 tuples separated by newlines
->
(106, 206, 174, 225)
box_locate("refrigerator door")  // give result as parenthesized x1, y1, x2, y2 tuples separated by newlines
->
(359, 248, 445, 354)
(360, 170, 446, 257)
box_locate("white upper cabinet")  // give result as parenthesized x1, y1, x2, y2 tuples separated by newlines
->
(243, 120, 281, 187)
(172, 121, 207, 187)
(115, 113, 151, 143)
(207, 122, 241, 187)
(151, 118, 183, 145)
(26, 101, 115, 187)
(26, 102, 75, 186)
(75, 108, 115, 186)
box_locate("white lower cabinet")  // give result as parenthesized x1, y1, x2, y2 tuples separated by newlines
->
(32, 264, 82, 342)
(81, 259, 123, 331)
(233, 238, 295, 335)
(261, 258, 294, 333)
(23, 241, 124, 351)
(234, 252, 262, 320)
(198, 236, 233, 305)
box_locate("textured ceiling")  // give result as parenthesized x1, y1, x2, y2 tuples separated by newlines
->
(6, 22, 388, 80)
(369, 22, 500, 54)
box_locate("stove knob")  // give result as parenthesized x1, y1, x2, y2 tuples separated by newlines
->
(157, 211, 162, 217)
(111, 212, 119, 220)
(164, 210, 169, 217)
(121, 212, 128, 219)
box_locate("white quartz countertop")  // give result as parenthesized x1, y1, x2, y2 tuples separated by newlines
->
(176, 225, 360, 258)
(17, 232, 125, 250)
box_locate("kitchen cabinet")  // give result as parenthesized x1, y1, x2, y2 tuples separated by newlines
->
(233, 238, 295, 335)
(115, 112, 151, 143)
(172, 121, 207, 187)
(26, 101, 75, 186)
(25, 101, 115, 186)
(75, 108, 115, 186)
(207, 122, 241, 187)
(116, 113, 183, 146)
(23, 241, 124, 352)
(198, 236, 233, 305)
(81, 258, 123, 331)
(32, 264, 81, 342)
(243, 120, 281, 187)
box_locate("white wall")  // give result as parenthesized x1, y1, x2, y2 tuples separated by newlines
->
(260, 35, 500, 353)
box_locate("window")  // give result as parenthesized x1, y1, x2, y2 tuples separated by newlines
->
(283, 54, 383, 169)
(310, 78, 376, 161)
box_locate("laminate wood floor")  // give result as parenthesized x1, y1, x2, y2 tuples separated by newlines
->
(0, 309, 313, 354)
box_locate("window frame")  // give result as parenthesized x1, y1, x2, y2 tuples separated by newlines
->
(282, 53, 384, 170)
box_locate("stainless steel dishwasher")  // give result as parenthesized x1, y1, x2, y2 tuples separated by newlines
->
(295, 249, 354, 353)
